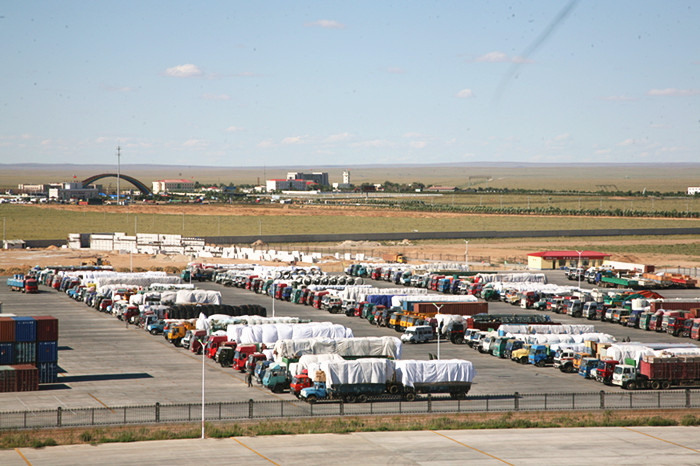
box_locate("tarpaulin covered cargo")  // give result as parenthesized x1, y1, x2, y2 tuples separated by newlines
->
(511, 333, 615, 346)
(274, 336, 402, 361)
(394, 294, 479, 309)
(366, 295, 394, 307)
(175, 290, 222, 305)
(476, 273, 547, 284)
(291, 353, 345, 377)
(228, 322, 352, 345)
(606, 343, 698, 365)
(320, 358, 394, 388)
(413, 301, 486, 316)
(394, 359, 475, 387)
(499, 324, 596, 335)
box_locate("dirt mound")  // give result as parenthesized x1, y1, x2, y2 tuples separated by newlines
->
(251, 239, 266, 247)
(337, 240, 382, 247)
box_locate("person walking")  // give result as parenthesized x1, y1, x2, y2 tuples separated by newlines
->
(246, 371, 253, 387)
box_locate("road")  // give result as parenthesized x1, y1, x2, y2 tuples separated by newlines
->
(2, 426, 699, 465)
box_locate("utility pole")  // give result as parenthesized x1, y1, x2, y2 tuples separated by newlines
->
(116, 146, 121, 205)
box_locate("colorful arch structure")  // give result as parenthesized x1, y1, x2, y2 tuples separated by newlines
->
(81, 174, 152, 195)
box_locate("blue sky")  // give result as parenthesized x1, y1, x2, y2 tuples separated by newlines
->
(1, 1, 698, 167)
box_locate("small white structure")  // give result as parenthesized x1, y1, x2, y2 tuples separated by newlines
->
(688, 187, 700, 195)
(152, 179, 195, 194)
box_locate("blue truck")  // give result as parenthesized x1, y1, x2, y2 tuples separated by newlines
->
(7, 275, 38, 293)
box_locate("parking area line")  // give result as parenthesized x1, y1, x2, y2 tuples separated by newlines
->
(430, 430, 514, 465)
(622, 427, 700, 454)
(14, 448, 32, 465)
(231, 437, 280, 465)
(88, 393, 115, 413)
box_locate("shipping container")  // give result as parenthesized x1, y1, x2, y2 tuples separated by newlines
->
(0, 318, 15, 343)
(13, 341, 36, 364)
(13, 364, 38, 392)
(650, 302, 700, 313)
(0, 366, 16, 392)
(413, 301, 488, 316)
(12, 317, 36, 342)
(37, 362, 58, 384)
(36, 341, 58, 363)
(0, 343, 13, 365)
(32, 316, 59, 342)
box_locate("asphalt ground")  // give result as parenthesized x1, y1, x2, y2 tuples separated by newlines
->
(0, 270, 698, 412)
(2, 426, 699, 465)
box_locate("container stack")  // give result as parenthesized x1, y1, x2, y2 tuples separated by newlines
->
(0, 316, 58, 391)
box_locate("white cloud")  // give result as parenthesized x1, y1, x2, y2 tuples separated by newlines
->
(553, 133, 571, 142)
(325, 132, 352, 143)
(594, 149, 612, 155)
(409, 141, 427, 149)
(618, 138, 636, 146)
(475, 52, 532, 64)
(164, 64, 203, 78)
(202, 93, 230, 101)
(350, 139, 394, 148)
(305, 19, 345, 29)
(281, 136, 305, 145)
(456, 88, 474, 98)
(225, 126, 244, 132)
(183, 138, 206, 147)
(402, 132, 424, 138)
(386, 67, 406, 74)
(648, 88, 700, 96)
(257, 140, 274, 148)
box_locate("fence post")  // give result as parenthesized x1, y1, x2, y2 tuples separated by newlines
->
(599, 391, 605, 409)
(686, 389, 691, 408)
(339, 401, 344, 416)
(57, 406, 62, 427)
(219, 402, 222, 420)
(514, 392, 519, 411)
(427, 394, 432, 413)
(155, 402, 160, 422)
(248, 399, 254, 419)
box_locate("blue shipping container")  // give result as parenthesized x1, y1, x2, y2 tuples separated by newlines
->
(12, 317, 36, 342)
(37, 362, 58, 384)
(13, 342, 36, 364)
(36, 341, 58, 363)
(0, 343, 13, 365)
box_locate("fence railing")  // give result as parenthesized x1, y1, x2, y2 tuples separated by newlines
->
(2, 390, 699, 431)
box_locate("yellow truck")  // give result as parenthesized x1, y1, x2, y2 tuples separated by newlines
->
(166, 321, 196, 347)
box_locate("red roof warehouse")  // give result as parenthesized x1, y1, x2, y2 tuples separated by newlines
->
(527, 250, 610, 270)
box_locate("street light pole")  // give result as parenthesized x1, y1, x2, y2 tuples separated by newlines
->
(116, 146, 121, 205)
(576, 250, 583, 290)
(200, 336, 205, 439)
(464, 241, 469, 272)
(432, 303, 444, 360)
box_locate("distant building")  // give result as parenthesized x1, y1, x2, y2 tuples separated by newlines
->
(48, 182, 99, 201)
(688, 187, 700, 195)
(18, 184, 47, 194)
(528, 250, 610, 270)
(266, 179, 307, 192)
(286, 171, 329, 187)
(426, 186, 458, 192)
(152, 179, 195, 194)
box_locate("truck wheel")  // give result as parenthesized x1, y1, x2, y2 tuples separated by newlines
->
(356, 394, 368, 403)
(306, 395, 317, 404)
(388, 385, 400, 395)
(651, 381, 661, 390)
(536, 360, 545, 367)
(661, 381, 670, 390)
(404, 392, 416, 402)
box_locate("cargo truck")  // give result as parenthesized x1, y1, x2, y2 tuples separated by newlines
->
(6, 275, 38, 293)
(299, 358, 474, 403)
(594, 360, 619, 385)
(613, 356, 700, 390)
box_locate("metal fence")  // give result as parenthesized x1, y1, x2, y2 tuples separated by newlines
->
(2, 390, 700, 431)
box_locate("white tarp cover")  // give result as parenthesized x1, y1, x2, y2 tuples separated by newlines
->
(476, 273, 547, 284)
(499, 324, 595, 335)
(227, 322, 352, 345)
(175, 289, 222, 305)
(320, 358, 394, 388)
(606, 343, 698, 365)
(436, 314, 466, 336)
(510, 332, 614, 346)
(394, 359, 475, 387)
(292, 353, 345, 377)
(273, 336, 401, 361)
(391, 294, 479, 308)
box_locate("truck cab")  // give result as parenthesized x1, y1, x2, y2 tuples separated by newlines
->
(290, 371, 313, 398)
(262, 364, 290, 393)
(511, 344, 531, 364)
(578, 358, 600, 378)
(582, 302, 599, 320)
(206, 335, 229, 359)
(300, 381, 328, 403)
(233, 344, 259, 372)
(595, 360, 619, 385)
(612, 364, 638, 389)
(553, 350, 576, 373)
(504, 339, 524, 359)
(528, 345, 552, 367)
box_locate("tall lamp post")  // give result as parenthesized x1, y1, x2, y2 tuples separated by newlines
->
(432, 303, 444, 360)
(464, 241, 469, 272)
(116, 146, 121, 205)
(576, 250, 583, 290)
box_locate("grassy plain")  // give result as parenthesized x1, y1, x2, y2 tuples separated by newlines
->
(2, 204, 700, 240)
(2, 162, 699, 192)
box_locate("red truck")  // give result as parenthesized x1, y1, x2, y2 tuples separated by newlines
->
(594, 360, 619, 385)
(206, 335, 229, 359)
(290, 370, 313, 398)
(690, 319, 700, 340)
(313, 291, 329, 309)
(233, 344, 261, 372)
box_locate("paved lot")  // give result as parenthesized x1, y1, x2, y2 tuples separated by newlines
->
(2, 426, 699, 465)
(0, 270, 698, 412)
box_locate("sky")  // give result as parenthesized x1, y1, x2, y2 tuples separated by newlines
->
(1, 1, 698, 167)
